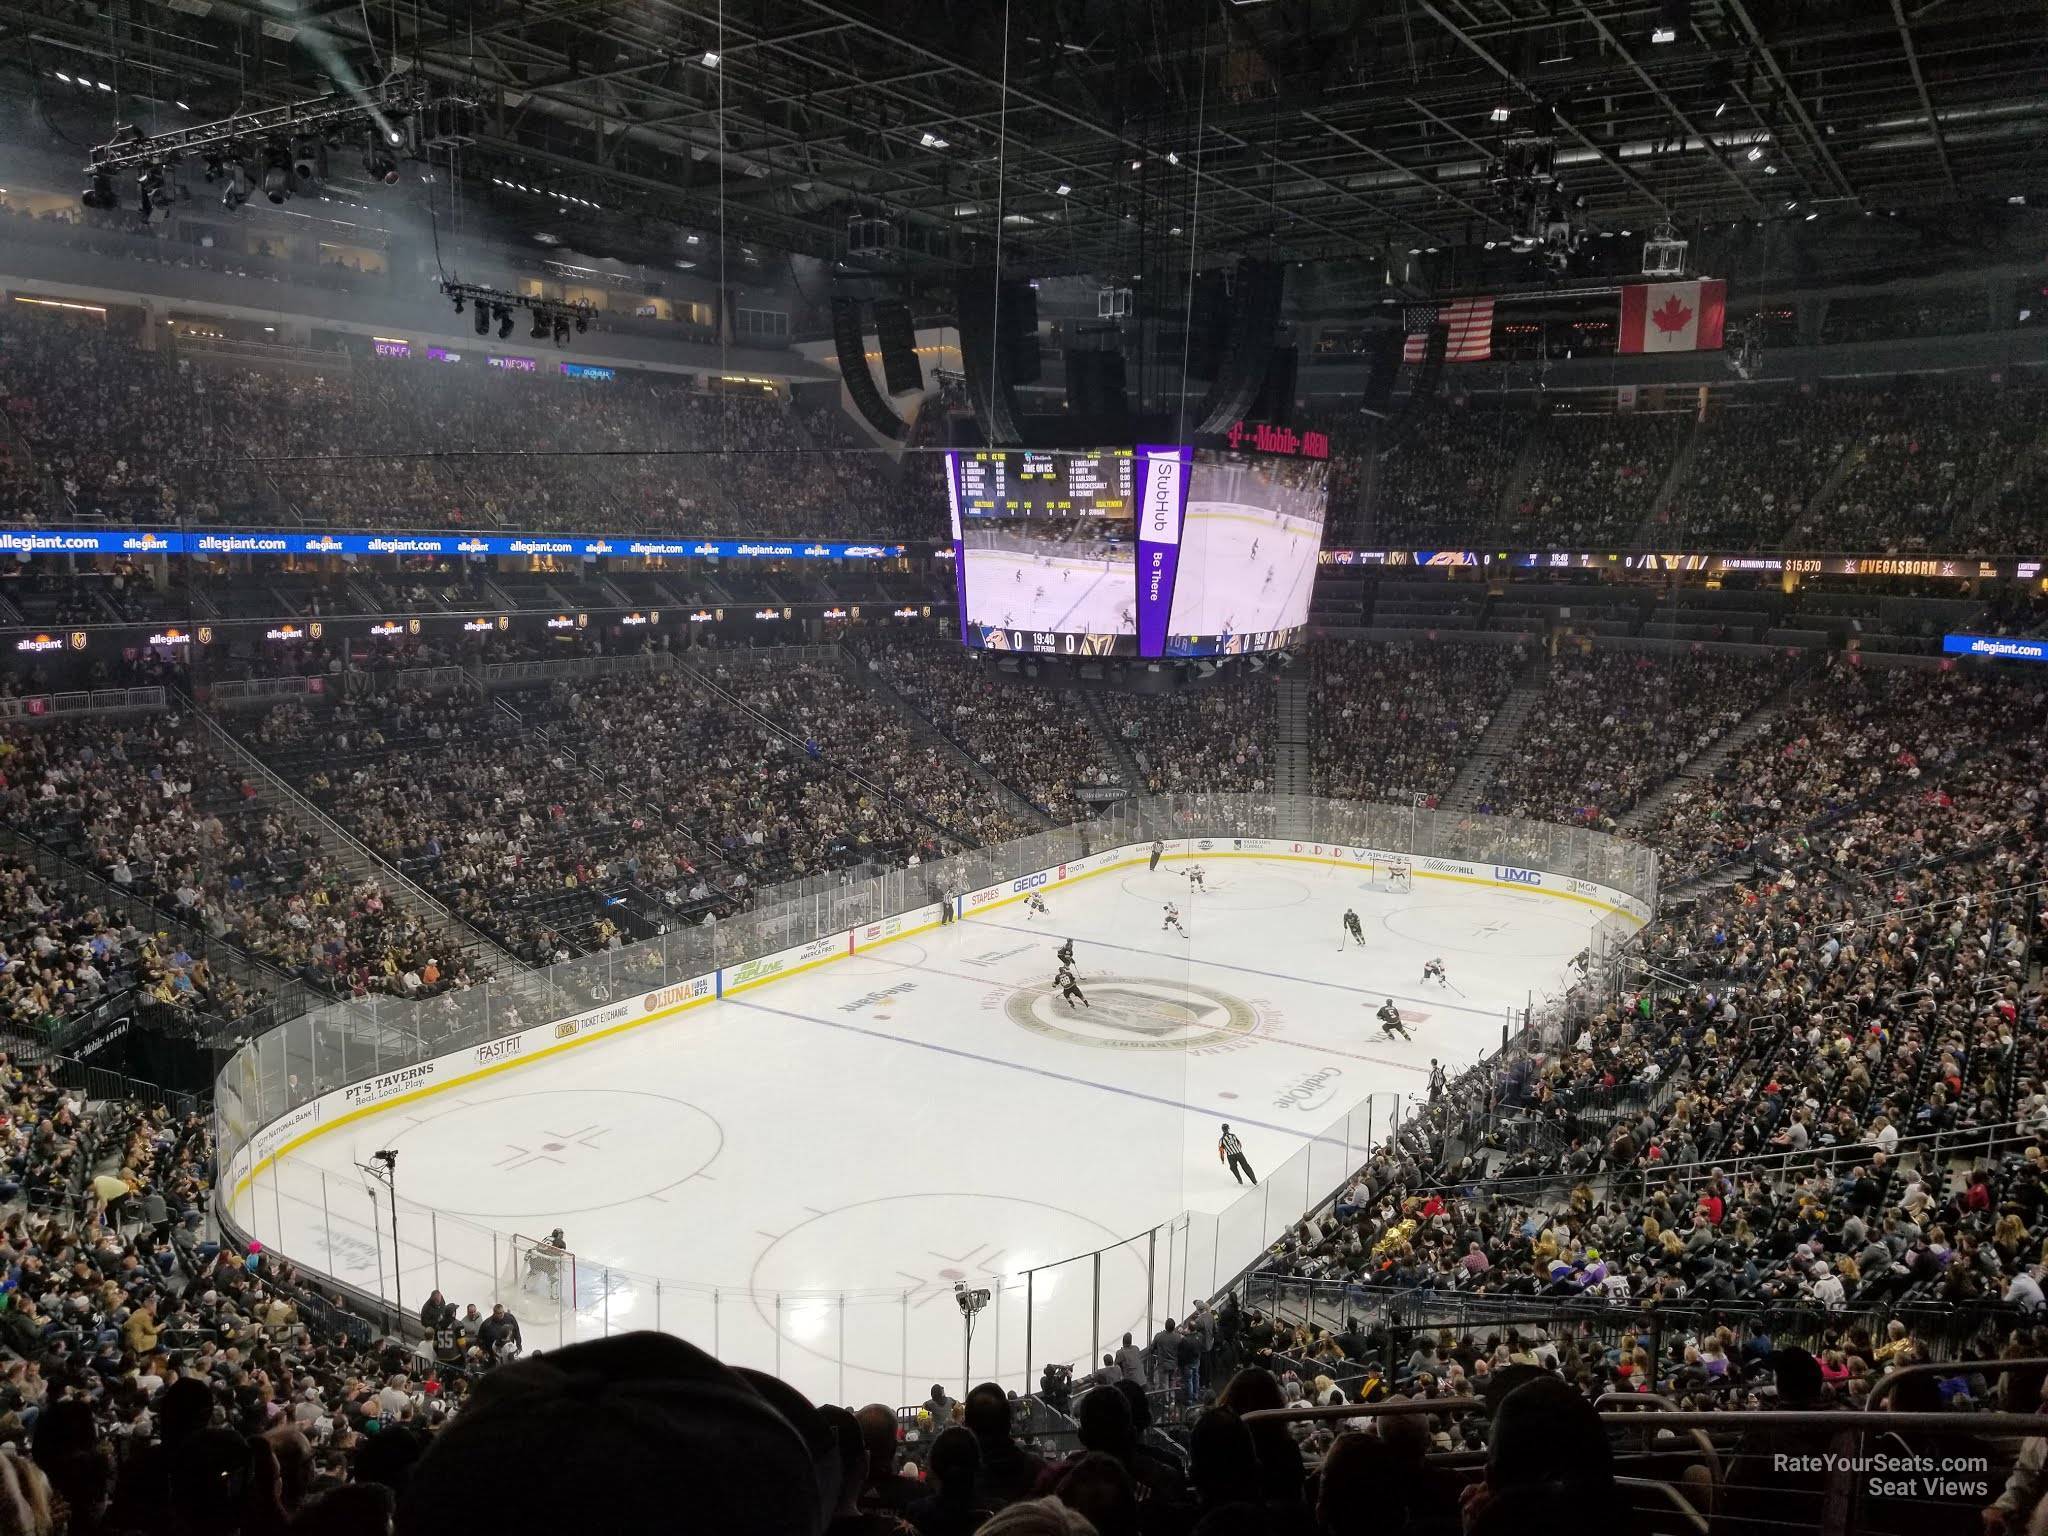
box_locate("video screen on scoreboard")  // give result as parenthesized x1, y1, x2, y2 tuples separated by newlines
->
(1162, 447, 1329, 656)
(953, 449, 1138, 656)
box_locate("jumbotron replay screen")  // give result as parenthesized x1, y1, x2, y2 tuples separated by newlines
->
(950, 449, 1138, 656)
(1161, 446, 1330, 657)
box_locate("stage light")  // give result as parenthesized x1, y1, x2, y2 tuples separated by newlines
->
(531, 310, 550, 340)
(80, 173, 116, 210)
(496, 306, 515, 340)
(553, 315, 570, 345)
(1490, 106, 1511, 123)
(473, 302, 490, 336)
(1054, 183, 1071, 196)
(221, 163, 249, 210)
(574, 314, 588, 333)
(363, 135, 399, 184)
(700, 50, 720, 67)
(1651, 25, 1676, 43)
(262, 143, 293, 203)
(1745, 145, 1763, 162)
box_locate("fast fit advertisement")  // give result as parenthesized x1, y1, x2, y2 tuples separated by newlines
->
(1163, 448, 1330, 656)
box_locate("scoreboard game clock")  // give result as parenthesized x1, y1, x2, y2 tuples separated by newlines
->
(945, 434, 1329, 660)
(950, 448, 1144, 656)
(954, 449, 1136, 519)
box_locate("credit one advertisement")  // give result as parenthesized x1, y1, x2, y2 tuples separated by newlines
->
(1164, 447, 1330, 657)
(1134, 444, 1189, 657)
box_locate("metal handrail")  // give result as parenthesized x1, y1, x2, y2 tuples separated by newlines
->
(1863, 1355, 2048, 1411)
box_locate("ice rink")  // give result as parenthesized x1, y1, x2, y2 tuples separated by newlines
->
(963, 547, 1136, 638)
(236, 855, 1610, 1407)
(1168, 505, 1325, 640)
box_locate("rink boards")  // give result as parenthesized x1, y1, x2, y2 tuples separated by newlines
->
(223, 837, 1648, 1215)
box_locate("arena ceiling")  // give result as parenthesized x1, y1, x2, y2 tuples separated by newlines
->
(8, 0, 2045, 278)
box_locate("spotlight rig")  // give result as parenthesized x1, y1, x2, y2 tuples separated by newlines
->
(440, 281, 593, 348)
(81, 79, 466, 216)
(1486, 129, 1589, 274)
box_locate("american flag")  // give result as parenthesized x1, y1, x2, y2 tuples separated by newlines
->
(1403, 296, 1496, 364)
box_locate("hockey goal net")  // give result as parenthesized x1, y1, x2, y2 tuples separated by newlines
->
(502, 1232, 578, 1312)
(1371, 859, 1413, 894)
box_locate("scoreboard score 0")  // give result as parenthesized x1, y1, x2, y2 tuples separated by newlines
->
(954, 449, 1135, 518)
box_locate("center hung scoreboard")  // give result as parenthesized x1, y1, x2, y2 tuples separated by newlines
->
(945, 426, 1331, 658)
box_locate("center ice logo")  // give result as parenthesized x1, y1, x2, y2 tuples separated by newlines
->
(1006, 977, 1258, 1051)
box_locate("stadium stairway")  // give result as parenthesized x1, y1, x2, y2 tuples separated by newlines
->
(1078, 692, 1143, 795)
(1616, 665, 1820, 837)
(1437, 655, 1549, 814)
(1272, 672, 1313, 797)
(1629, 411, 1705, 547)
(830, 647, 1054, 829)
(1491, 418, 1549, 534)
(1781, 432, 1868, 546)
(184, 696, 521, 980)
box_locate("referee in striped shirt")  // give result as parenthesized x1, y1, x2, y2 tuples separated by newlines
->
(1219, 1124, 1257, 1185)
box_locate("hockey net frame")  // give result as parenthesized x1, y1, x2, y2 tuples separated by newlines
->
(1370, 858, 1413, 894)
(502, 1232, 578, 1312)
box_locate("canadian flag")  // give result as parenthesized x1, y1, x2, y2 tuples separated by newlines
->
(1619, 278, 1726, 354)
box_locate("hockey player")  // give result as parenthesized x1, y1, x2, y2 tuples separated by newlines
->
(1149, 839, 1165, 873)
(1185, 864, 1207, 893)
(1375, 999, 1410, 1041)
(1024, 893, 1051, 921)
(1055, 965, 1089, 1009)
(1055, 937, 1076, 969)
(1340, 908, 1365, 951)
(1162, 902, 1187, 938)
(1421, 957, 1448, 987)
